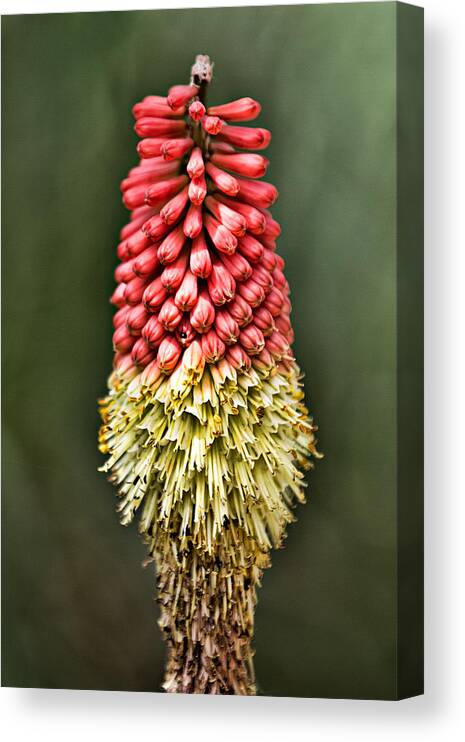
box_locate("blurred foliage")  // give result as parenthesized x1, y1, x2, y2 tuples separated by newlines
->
(2, 3, 399, 697)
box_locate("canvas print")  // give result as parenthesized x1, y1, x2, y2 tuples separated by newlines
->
(2, 2, 424, 699)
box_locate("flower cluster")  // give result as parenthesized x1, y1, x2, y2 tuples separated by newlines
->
(99, 56, 321, 695)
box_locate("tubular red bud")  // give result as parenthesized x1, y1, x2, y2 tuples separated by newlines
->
(145, 175, 189, 207)
(143, 277, 168, 310)
(237, 278, 265, 308)
(174, 269, 198, 311)
(159, 297, 183, 331)
(188, 175, 207, 205)
(260, 246, 277, 272)
(110, 283, 127, 308)
(262, 212, 282, 239)
(160, 186, 189, 225)
(237, 233, 264, 263)
(228, 294, 253, 327)
(207, 259, 236, 306)
(188, 100, 206, 121)
(207, 97, 261, 122)
(157, 336, 182, 372)
(124, 275, 149, 306)
(133, 244, 160, 278)
(205, 196, 247, 237)
(186, 147, 205, 179)
(218, 125, 271, 150)
(266, 330, 290, 361)
(141, 315, 166, 348)
(275, 315, 291, 337)
(209, 141, 236, 155)
(236, 177, 278, 208)
(125, 229, 152, 258)
(132, 96, 185, 119)
(253, 306, 275, 337)
(272, 268, 286, 290)
(113, 305, 130, 329)
(201, 329, 226, 363)
(202, 115, 223, 135)
(190, 232, 212, 278)
(113, 324, 135, 353)
(161, 137, 194, 161)
(190, 290, 215, 333)
(114, 257, 136, 284)
(167, 84, 199, 110)
(160, 247, 189, 291)
(226, 344, 252, 371)
(183, 203, 203, 239)
(135, 117, 187, 138)
(137, 138, 172, 159)
(251, 264, 273, 293)
(215, 309, 240, 345)
(126, 304, 150, 336)
(175, 317, 197, 348)
(158, 224, 187, 264)
(123, 184, 148, 210)
(262, 287, 284, 317)
(205, 163, 239, 196)
(219, 251, 252, 282)
(214, 194, 266, 235)
(239, 324, 265, 355)
(204, 214, 237, 255)
(210, 153, 269, 179)
(142, 214, 171, 241)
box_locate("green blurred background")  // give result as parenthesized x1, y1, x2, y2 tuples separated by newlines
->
(2, 3, 402, 698)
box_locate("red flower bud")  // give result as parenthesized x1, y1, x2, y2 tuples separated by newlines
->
(158, 297, 183, 331)
(190, 290, 215, 334)
(209, 141, 236, 155)
(137, 138, 172, 159)
(158, 224, 186, 264)
(272, 268, 286, 290)
(190, 232, 212, 278)
(160, 186, 189, 225)
(228, 294, 253, 327)
(160, 247, 189, 291)
(114, 257, 136, 284)
(135, 117, 186, 138)
(174, 269, 198, 311)
(167, 84, 199, 110)
(142, 214, 171, 241)
(239, 324, 265, 355)
(110, 282, 127, 308)
(201, 329, 226, 364)
(266, 330, 290, 361)
(207, 97, 261, 122)
(210, 153, 269, 179)
(133, 244, 160, 278)
(175, 317, 197, 348)
(262, 212, 282, 239)
(253, 306, 275, 337)
(186, 147, 205, 179)
(260, 246, 277, 272)
(237, 278, 265, 308)
(145, 175, 189, 207)
(125, 229, 152, 258)
(237, 234, 264, 263)
(215, 309, 240, 345)
(207, 259, 236, 306)
(113, 305, 130, 329)
(253, 347, 274, 373)
(124, 275, 149, 306)
(132, 96, 184, 119)
(218, 251, 252, 282)
(205, 196, 247, 237)
(161, 137, 194, 161)
(113, 324, 135, 353)
(236, 177, 278, 209)
(141, 315, 166, 348)
(126, 304, 150, 336)
(188, 101, 206, 121)
(204, 214, 237, 255)
(183, 203, 203, 239)
(262, 287, 284, 317)
(143, 277, 168, 310)
(202, 115, 223, 135)
(188, 175, 207, 205)
(218, 125, 271, 150)
(205, 162, 239, 196)
(251, 264, 273, 293)
(214, 194, 266, 235)
(157, 336, 182, 372)
(275, 315, 291, 338)
(226, 344, 252, 371)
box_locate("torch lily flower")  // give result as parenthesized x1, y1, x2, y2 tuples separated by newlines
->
(99, 54, 321, 696)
